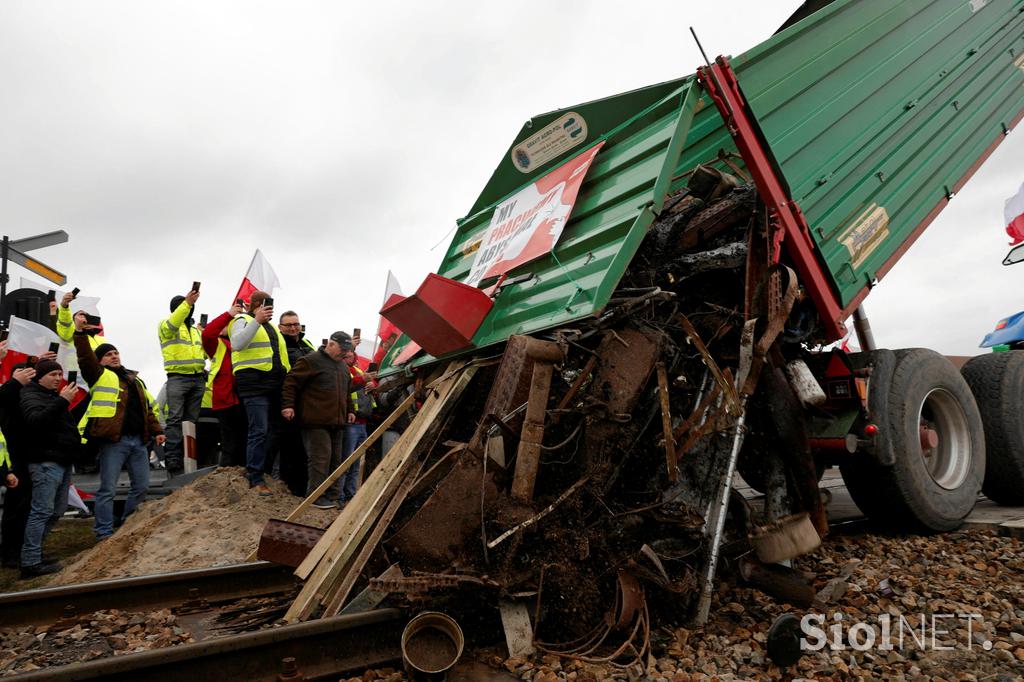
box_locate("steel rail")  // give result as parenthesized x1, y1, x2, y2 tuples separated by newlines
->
(10, 608, 404, 682)
(0, 561, 296, 630)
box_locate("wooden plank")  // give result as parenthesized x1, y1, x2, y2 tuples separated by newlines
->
(285, 363, 475, 622)
(321, 449, 439, 616)
(510, 361, 553, 502)
(656, 362, 677, 482)
(244, 393, 415, 562)
(298, 368, 476, 620)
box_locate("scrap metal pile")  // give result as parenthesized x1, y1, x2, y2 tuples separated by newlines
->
(280, 166, 830, 668)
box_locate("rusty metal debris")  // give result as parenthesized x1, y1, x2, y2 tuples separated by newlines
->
(257, 175, 844, 670)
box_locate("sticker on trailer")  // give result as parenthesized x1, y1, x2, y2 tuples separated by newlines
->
(839, 204, 890, 269)
(511, 112, 588, 173)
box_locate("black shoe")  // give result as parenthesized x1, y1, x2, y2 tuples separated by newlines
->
(41, 555, 61, 567)
(20, 562, 62, 579)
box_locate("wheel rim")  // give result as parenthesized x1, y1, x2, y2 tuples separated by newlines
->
(916, 388, 971, 490)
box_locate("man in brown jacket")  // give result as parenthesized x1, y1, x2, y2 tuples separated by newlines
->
(281, 331, 353, 509)
(74, 335, 165, 539)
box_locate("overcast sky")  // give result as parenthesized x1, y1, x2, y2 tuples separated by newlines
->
(0, 1, 1021, 384)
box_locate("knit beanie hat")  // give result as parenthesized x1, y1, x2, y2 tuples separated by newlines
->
(95, 343, 118, 362)
(33, 359, 62, 380)
(170, 295, 187, 312)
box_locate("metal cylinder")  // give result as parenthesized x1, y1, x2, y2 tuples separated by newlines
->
(852, 305, 876, 352)
(401, 611, 464, 681)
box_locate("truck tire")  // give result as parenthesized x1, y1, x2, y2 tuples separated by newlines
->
(961, 352, 1024, 505)
(841, 348, 985, 531)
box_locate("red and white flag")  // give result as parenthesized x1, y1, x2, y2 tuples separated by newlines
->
(234, 249, 281, 304)
(1005, 182, 1024, 245)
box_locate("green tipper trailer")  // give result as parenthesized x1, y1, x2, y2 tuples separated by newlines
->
(379, 0, 1024, 550)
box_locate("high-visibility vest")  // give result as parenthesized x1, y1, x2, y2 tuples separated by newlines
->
(301, 337, 316, 352)
(349, 365, 376, 416)
(158, 301, 206, 374)
(77, 370, 155, 437)
(202, 340, 229, 409)
(229, 315, 291, 374)
(0, 428, 10, 470)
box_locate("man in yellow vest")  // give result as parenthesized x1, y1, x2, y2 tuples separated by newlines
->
(56, 291, 108, 348)
(158, 289, 205, 474)
(74, 336, 165, 540)
(228, 291, 290, 494)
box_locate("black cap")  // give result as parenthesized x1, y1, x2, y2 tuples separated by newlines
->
(95, 343, 118, 361)
(329, 331, 355, 351)
(170, 295, 187, 312)
(33, 359, 62, 380)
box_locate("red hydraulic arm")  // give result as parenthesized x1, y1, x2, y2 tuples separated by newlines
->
(697, 56, 846, 341)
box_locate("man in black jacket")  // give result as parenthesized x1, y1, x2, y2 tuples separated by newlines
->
(19, 359, 80, 578)
(0, 363, 38, 568)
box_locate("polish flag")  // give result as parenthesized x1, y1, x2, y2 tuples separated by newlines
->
(234, 249, 281, 304)
(1005, 182, 1024, 245)
(2, 316, 87, 403)
(373, 271, 405, 365)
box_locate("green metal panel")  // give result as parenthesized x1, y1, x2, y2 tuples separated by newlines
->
(381, 0, 1024, 373)
(733, 0, 1024, 305)
(382, 79, 731, 373)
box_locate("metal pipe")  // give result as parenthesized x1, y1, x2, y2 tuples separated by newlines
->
(852, 305, 876, 351)
(695, 398, 747, 626)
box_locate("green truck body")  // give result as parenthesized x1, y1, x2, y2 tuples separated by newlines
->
(383, 0, 1024, 374)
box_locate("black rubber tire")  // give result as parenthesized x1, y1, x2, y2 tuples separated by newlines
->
(961, 352, 1024, 505)
(841, 348, 985, 532)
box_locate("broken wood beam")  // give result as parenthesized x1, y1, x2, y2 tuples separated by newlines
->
(285, 362, 476, 623)
(510, 339, 563, 502)
(656, 362, 677, 482)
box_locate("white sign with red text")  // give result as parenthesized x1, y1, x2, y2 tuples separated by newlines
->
(466, 142, 604, 287)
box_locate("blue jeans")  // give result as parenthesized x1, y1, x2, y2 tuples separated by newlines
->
(164, 373, 205, 469)
(94, 435, 151, 539)
(242, 395, 281, 486)
(339, 423, 368, 503)
(21, 462, 71, 567)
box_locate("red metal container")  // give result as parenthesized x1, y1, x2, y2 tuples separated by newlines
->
(380, 273, 493, 357)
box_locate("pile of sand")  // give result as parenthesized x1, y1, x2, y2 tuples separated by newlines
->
(52, 468, 337, 585)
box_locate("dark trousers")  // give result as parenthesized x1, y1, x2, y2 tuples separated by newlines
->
(215, 404, 248, 468)
(240, 394, 282, 486)
(0, 464, 31, 565)
(164, 373, 205, 470)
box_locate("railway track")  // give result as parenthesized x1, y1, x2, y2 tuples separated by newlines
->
(0, 562, 405, 680)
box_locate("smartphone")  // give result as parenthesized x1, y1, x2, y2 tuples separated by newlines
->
(235, 298, 244, 306)
(71, 287, 80, 298)
(199, 313, 209, 326)
(67, 370, 77, 384)
(322, 338, 328, 346)
(0, 330, 8, 342)
(47, 290, 56, 301)
(353, 327, 361, 337)
(84, 313, 102, 326)
(192, 281, 201, 292)
(264, 297, 274, 308)
(301, 324, 306, 333)
(48, 342, 60, 354)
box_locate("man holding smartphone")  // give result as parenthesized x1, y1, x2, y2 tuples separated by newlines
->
(157, 285, 206, 474)
(228, 291, 290, 494)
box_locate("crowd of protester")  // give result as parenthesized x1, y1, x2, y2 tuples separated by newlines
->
(0, 286, 401, 580)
